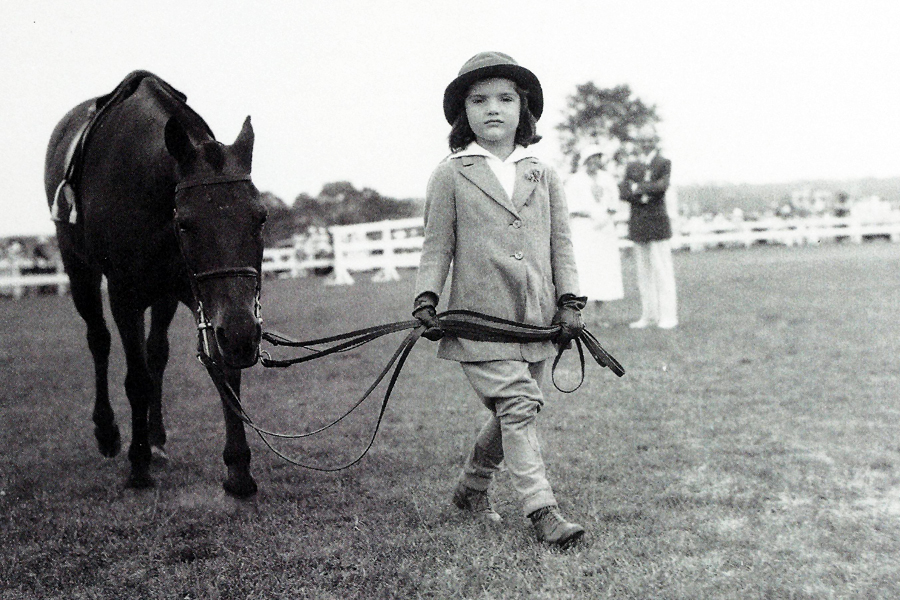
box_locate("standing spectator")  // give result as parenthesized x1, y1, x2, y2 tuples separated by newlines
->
(833, 192, 851, 218)
(620, 124, 678, 329)
(565, 142, 624, 325)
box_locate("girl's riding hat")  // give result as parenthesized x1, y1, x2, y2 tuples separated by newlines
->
(443, 51, 543, 125)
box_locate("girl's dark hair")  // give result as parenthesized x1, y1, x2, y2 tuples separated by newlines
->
(448, 81, 541, 152)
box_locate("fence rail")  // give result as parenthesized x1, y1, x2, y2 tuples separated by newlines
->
(0, 258, 69, 299)
(669, 214, 900, 252)
(5, 212, 900, 294)
(328, 217, 423, 285)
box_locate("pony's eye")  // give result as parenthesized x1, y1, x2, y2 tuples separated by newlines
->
(255, 207, 268, 227)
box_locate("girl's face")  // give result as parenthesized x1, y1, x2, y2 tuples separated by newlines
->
(464, 78, 521, 150)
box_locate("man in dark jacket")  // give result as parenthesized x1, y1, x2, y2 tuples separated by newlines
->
(619, 124, 678, 329)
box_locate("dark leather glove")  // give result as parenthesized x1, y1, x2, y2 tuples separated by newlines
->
(412, 292, 443, 341)
(552, 294, 587, 349)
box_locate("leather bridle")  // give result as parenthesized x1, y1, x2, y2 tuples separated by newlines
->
(173, 173, 262, 365)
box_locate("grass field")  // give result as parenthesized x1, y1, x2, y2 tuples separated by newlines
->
(2, 241, 900, 599)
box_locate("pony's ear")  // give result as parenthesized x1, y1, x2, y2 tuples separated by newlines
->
(164, 117, 197, 169)
(231, 116, 254, 172)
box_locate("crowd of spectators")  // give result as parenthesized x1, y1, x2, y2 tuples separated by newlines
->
(0, 237, 59, 267)
(677, 191, 897, 234)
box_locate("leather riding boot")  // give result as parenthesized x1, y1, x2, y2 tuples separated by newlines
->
(452, 482, 502, 524)
(529, 506, 585, 547)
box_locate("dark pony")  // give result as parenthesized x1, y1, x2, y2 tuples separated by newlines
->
(44, 72, 267, 497)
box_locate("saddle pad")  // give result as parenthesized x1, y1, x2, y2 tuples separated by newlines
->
(50, 71, 188, 225)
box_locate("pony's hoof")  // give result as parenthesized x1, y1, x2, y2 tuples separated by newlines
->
(223, 476, 258, 499)
(125, 470, 155, 490)
(150, 445, 169, 464)
(95, 424, 122, 458)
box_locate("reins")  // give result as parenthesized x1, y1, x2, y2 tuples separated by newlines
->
(200, 310, 625, 472)
(199, 325, 423, 472)
(169, 173, 626, 472)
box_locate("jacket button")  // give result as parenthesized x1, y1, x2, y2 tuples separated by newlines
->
(512, 220, 522, 229)
(514, 251, 524, 260)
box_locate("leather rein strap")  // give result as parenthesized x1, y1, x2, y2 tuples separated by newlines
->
(208, 310, 625, 472)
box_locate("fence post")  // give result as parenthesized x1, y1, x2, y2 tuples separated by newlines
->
(849, 217, 863, 244)
(373, 221, 400, 282)
(56, 258, 69, 295)
(328, 226, 355, 285)
(291, 236, 305, 279)
(12, 257, 24, 300)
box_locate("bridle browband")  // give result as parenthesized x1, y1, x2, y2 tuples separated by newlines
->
(173, 173, 262, 365)
(175, 173, 252, 192)
(193, 267, 261, 282)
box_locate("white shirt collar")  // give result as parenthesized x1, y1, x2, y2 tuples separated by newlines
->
(451, 142, 538, 199)
(450, 141, 538, 164)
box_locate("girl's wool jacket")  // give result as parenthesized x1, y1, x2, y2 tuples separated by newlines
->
(415, 153, 580, 363)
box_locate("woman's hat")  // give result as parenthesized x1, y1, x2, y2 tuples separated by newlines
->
(579, 139, 620, 165)
(443, 51, 543, 125)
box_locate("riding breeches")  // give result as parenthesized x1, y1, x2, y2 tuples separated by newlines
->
(459, 359, 557, 517)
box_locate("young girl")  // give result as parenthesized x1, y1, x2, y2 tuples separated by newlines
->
(413, 51, 587, 547)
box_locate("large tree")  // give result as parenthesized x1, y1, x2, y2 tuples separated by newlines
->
(556, 82, 660, 173)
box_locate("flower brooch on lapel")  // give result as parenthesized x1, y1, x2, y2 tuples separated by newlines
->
(524, 168, 542, 183)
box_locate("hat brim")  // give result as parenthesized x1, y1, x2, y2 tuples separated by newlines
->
(580, 152, 605, 166)
(443, 64, 543, 125)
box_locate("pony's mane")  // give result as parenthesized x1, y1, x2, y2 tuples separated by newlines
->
(136, 72, 215, 143)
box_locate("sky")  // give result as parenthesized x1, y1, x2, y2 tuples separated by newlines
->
(2, 0, 899, 237)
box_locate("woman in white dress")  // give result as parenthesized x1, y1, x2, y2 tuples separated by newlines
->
(565, 143, 624, 324)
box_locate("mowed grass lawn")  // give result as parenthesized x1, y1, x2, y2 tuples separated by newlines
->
(2, 240, 899, 599)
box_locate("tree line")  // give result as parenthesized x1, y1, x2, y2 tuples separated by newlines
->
(260, 181, 422, 246)
(260, 82, 653, 246)
(259, 82, 897, 246)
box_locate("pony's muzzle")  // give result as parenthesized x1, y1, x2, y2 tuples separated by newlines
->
(214, 318, 262, 369)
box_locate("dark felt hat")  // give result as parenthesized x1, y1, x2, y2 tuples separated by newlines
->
(442, 51, 543, 125)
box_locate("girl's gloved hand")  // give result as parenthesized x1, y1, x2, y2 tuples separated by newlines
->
(412, 292, 443, 341)
(552, 294, 587, 348)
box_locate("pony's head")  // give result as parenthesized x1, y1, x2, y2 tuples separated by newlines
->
(166, 116, 267, 369)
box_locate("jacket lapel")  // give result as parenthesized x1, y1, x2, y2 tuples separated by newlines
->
(456, 157, 519, 216)
(511, 158, 540, 209)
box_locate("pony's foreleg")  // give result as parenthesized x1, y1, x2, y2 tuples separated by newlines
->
(207, 365, 257, 498)
(64, 257, 119, 458)
(110, 299, 155, 489)
(146, 297, 179, 462)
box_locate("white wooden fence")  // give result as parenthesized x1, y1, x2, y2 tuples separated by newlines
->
(319, 212, 900, 284)
(328, 218, 424, 285)
(261, 227, 333, 279)
(5, 211, 900, 294)
(0, 258, 69, 299)
(259, 219, 424, 284)
(670, 213, 900, 252)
